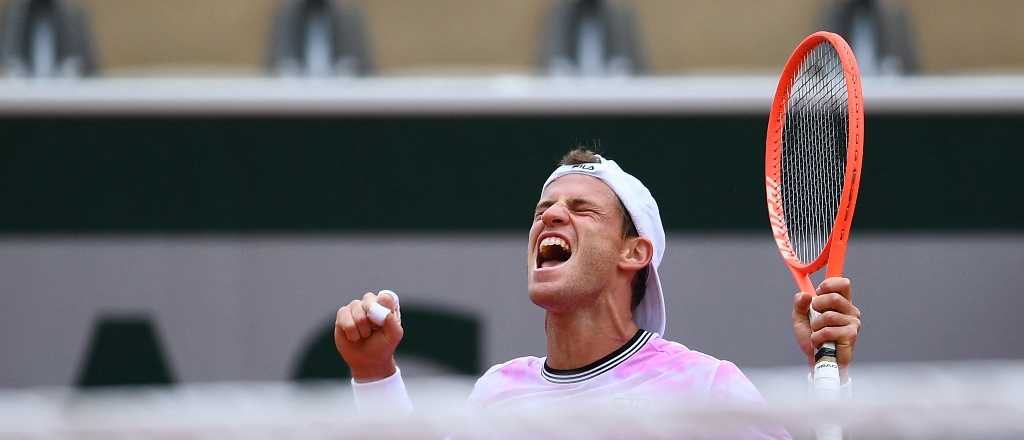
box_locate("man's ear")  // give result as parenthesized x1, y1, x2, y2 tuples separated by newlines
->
(619, 236, 653, 271)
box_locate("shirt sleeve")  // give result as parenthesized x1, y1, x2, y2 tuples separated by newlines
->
(710, 361, 794, 440)
(350, 367, 414, 414)
(709, 360, 766, 402)
(465, 359, 520, 406)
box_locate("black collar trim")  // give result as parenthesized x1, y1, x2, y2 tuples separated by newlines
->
(542, 329, 653, 384)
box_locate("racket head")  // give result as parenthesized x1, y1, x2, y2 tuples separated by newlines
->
(765, 31, 864, 276)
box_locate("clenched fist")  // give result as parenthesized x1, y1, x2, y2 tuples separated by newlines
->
(335, 290, 403, 382)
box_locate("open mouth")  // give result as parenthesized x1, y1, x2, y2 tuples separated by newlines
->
(536, 236, 572, 269)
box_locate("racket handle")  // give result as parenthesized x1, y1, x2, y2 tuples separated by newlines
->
(810, 311, 843, 440)
(808, 307, 842, 396)
(813, 342, 841, 398)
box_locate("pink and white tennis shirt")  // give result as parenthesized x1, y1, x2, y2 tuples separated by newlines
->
(468, 327, 765, 403)
(468, 329, 763, 406)
(353, 329, 791, 438)
(467, 329, 790, 438)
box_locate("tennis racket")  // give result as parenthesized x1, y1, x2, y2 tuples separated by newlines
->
(765, 31, 864, 438)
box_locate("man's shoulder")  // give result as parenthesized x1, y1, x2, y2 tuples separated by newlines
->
(477, 355, 543, 381)
(633, 336, 756, 391)
(467, 356, 544, 404)
(639, 335, 727, 370)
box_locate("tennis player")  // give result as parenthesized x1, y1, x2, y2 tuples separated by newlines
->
(334, 148, 861, 434)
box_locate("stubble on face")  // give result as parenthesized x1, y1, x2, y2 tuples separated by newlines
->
(527, 175, 627, 313)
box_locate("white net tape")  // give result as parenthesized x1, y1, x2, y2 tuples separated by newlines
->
(2, 361, 1023, 439)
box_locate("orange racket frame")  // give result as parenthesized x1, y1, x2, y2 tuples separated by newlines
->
(765, 31, 864, 296)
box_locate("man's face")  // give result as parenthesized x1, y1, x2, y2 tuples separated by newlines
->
(528, 174, 629, 312)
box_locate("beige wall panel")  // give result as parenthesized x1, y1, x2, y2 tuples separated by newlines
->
(79, 0, 277, 73)
(630, 0, 822, 74)
(904, 0, 1024, 73)
(354, 0, 549, 74)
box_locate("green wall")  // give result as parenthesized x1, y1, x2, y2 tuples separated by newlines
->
(2, 115, 1020, 233)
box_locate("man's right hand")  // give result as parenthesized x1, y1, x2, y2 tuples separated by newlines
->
(334, 291, 404, 382)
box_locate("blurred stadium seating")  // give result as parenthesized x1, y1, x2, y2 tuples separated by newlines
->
(268, 0, 372, 76)
(2, 0, 1022, 77)
(0, 0, 97, 76)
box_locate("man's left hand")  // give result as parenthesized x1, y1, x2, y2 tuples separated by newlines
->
(792, 277, 861, 382)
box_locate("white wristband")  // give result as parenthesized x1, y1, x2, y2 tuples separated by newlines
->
(351, 367, 414, 413)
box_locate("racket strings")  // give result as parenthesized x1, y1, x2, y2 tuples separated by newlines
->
(781, 42, 849, 265)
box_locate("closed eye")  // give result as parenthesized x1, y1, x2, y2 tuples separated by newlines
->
(533, 199, 605, 219)
(569, 203, 603, 216)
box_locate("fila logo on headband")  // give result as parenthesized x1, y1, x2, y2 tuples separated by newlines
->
(570, 164, 597, 171)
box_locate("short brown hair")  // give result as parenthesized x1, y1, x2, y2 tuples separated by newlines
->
(558, 148, 648, 310)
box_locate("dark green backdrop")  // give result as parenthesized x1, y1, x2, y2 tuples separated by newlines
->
(2, 115, 1020, 233)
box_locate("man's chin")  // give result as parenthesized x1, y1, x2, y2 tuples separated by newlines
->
(528, 263, 578, 308)
(528, 289, 558, 311)
(528, 279, 562, 308)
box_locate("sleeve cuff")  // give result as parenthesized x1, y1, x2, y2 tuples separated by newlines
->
(351, 368, 414, 413)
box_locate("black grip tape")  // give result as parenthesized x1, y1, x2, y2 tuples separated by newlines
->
(815, 346, 837, 362)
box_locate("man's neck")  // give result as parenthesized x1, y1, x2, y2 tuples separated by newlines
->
(544, 295, 639, 370)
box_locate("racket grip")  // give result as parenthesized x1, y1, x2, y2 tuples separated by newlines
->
(813, 342, 841, 399)
(809, 307, 842, 398)
(810, 311, 843, 439)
